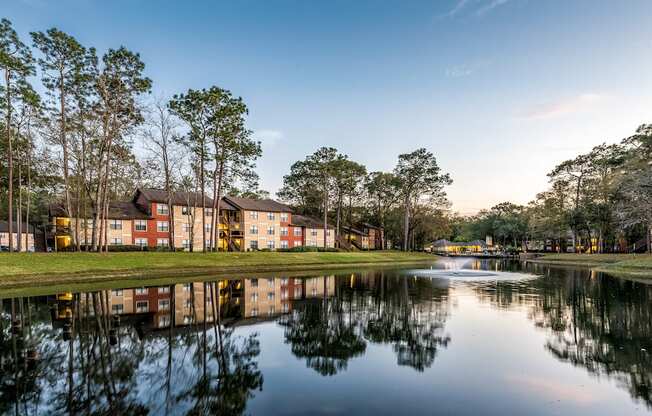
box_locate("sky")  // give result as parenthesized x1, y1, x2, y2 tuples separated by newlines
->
(5, 0, 652, 214)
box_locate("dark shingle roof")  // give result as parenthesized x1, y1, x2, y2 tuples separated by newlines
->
(290, 214, 334, 229)
(0, 221, 36, 233)
(342, 225, 366, 236)
(223, 196, 293, 213)
(49, 202, 149, 220)
(136, 188, 216, 208)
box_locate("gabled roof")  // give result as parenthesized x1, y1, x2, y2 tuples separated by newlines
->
(49, 201, 149, 220)
(135, 188, 215, 208)
(361, 223, 383, 230)
(290, 214, 334, 229)
(342, 225, 366, 236)
(0, 221, 36, 233)
(223, 196, 293, 213)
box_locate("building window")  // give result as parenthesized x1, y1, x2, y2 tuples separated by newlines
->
(327, 230, 331, 236)
(249, 211, 258, 220)
(280, 227, 288, 236)
(295, 240, 302, 247)
(251, 278, 258, 288)
(281, 277, 288, 285)
(183, 283, 192, 292)
(135, 287, 148, 295)
(159, 315, 171, 328)
(158, 299, 170, 311)
(267, 292, 275, 300)
(112, 289, 123, 296)
(250, 225, 258, 235)
(267, 226, 275, 235)
(135, 238, 148, 247)
(268, 306, 275, 316)
(311, 229, 318, 236)
(109, 219, 122, 230)
(157, 204, 169, 215)
(112, 304, 124, 314)
(293, 227, 302, 237)
(183, 223, 191, 233)
(157, 221, 169, 232)
(183, 315, 192, 324)
(282, 303, 289, 313)
(267, 278, 274, 287)
(110, 238, 122, 245)
(281, 240, 289, 249)
(251, 308, 258, 317)
(312, 287, 317, 297)
(182, 239, 191, 250)
(267, 212, 275, 220)
(251, 293, 258, 302)
(250, 240, 258, 250)
(294, 287, 302, 298)
(205, 208, 213, 217)
(134, 219, 147, 231)
(157, 238, 169, 247)
(136, 301, 149, 313)
(182, 206, 190, 215)
(185, 299, 193, 309)
(280, 212, 288, 222)
(205, 223, 212, 233)
(267, 240, 275, 250)
(158, 286, 170, 294)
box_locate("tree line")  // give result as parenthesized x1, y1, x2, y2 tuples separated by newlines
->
(0, 18, 454, 253)
(452, 125, 652, 253)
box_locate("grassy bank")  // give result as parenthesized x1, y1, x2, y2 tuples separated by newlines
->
(532, 253, 652, 278)
(0, 251, 434, 289)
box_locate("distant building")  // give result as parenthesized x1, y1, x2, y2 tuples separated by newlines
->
(427, 239, 488, 254)
(0, 221, 36, 252)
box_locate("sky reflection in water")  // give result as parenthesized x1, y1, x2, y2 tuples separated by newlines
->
(1, 259, 651, 415)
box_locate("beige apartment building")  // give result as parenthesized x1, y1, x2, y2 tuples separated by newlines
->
(0, 221, 35, 251)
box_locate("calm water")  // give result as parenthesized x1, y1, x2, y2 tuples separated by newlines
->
(1, 258, 652, 415)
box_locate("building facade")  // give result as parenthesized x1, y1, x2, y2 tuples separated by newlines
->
(49, 188, 341, 252)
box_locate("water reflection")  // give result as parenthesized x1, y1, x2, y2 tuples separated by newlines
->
(473, 262, 652, 410)
(2, 263, 652, 415)
(0, 272, 452, 415)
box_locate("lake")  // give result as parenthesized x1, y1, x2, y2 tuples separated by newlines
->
(1, 258, 651, 415)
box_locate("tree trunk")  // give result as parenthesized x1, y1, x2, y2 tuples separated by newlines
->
(60, 69, 75, 248)
(211, 160, 224, 252)
(5, 69, 14, 252)
(648, 223, 651, 254)
(323, 180, 328, 248)
(201, 145, 206, 253)
(403, 197, 410, 252)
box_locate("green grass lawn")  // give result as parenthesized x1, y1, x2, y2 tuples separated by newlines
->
(0, 251, 434, 288)
(536, 253, 652, 277)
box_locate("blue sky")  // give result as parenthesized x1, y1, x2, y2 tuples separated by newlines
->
(6, 0, 652, 214)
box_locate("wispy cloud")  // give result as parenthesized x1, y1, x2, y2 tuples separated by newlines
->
(445, 64, 474, 78)
(255, 129, 284, 148)
(520, 93, 604, 120)
(444, 59, 491, 78)
(476, 0, 511, 16)
(442, 0, 513, 18)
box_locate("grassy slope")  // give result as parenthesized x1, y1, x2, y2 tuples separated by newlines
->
(535, 253, 652, 277)
(0, 251, 434, 288)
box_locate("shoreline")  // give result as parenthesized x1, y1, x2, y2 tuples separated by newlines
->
(0, 251, 435, 292)
(526, 253, 652, 280)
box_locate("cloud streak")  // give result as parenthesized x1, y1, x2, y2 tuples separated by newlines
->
(520, 93, 604, 120)
(255, 129, 284, 148)
(443, 0, 513, 18)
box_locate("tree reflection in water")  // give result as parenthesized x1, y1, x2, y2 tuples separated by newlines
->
(0, 280, 263, 416)
(280, 272, 451, 375)
(474, 265, 652, 409)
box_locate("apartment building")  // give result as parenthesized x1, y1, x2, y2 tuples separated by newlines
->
(0, 221, 36, 252)
(48, 187, 380, 252)
(222, 196, 295, 251)
(291, 215, 335, 248)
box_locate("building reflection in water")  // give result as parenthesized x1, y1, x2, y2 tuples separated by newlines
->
(0, 272, 451, 415)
